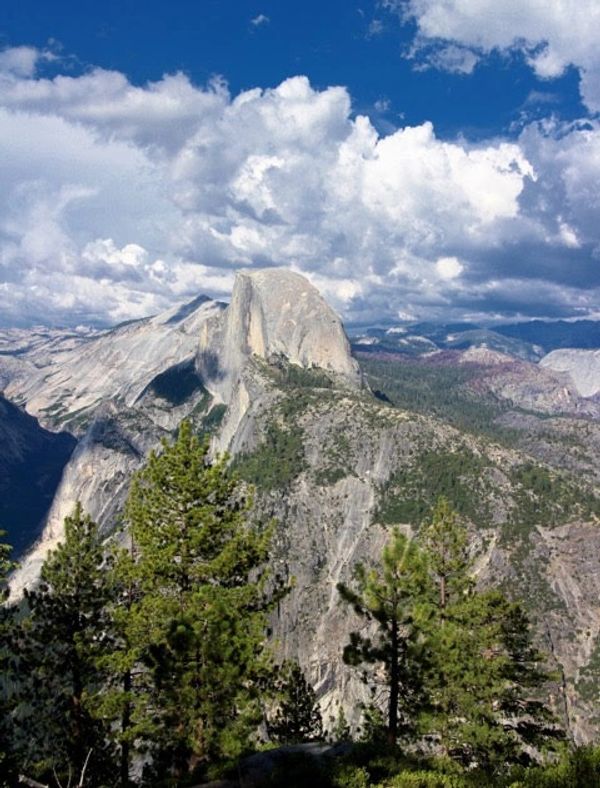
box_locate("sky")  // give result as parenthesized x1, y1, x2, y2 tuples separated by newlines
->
(1, 0, 600, 327)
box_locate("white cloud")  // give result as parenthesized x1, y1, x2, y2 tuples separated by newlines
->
(0, 46, 599, 325)
(436, 256, 464, 279)
(394, 0, 600, 111)
(251, 14, 270, 27)
(0, 45, 55, 77)
(428, 44, 479, 75)
(374, 97, 391, 113)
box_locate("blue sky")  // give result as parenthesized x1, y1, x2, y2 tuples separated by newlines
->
(1, 1, 599, 326)
(2, 0, 587, 138)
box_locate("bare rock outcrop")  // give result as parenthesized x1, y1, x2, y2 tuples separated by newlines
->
(201, 269, 361, 388)
(9, 269, 362, 595)
(540, 349, 600, 398)
(197, 268, 362, 450)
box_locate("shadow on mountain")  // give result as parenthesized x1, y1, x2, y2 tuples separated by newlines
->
(0, 394, 76, 558)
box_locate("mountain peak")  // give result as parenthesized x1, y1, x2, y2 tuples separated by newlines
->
(213, 267, 361, 386)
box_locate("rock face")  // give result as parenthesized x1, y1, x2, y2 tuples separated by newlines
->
(8, 270, 361, 594)
(222, 356, 600, 741)
(7, 295, 225, 597)
(197, 268, 362, 450)
(5, 269, 600, 744)
(540, 349, 600, 398)
(0, 395, 76, 557)
(198, 268, 361, 397)
(3, 296, 225, 431)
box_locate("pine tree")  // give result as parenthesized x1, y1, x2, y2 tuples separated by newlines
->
(419, 498, 561, 771)
(113, 420, 282, 781)
(338, 528, 430, 745)
(420, 496, 471, 614)
(330, 706, 351, 743)
(93, 532, 144, 788)
(267, 660, 323, 744)
(17, 503, 116, 786)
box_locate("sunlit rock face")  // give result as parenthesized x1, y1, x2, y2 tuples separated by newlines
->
(6, 270, 600, 744)
(3, 295, 226, 431)
(196, 267, 362, 451)
(7, 295, 225, 598)
(197, 267, 362, 397)
(8, 268, 362, 592)
(540, 349, 600, 398)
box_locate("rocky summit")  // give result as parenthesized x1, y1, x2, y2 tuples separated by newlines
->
(541, 348, 600, 398)
(4, 269, 600, 744)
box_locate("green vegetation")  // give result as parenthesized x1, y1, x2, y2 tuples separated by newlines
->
(7, 424, 286, 786)
(576, 636, 600, 708)
(5, 364, 600, 788)
(109, 421, 283, 782)
(509, 462, 600, 529)
(319, 430, 356, 486)
(339, 499, 562, 777)
(234, 421, 307, 489)
(15, 504, 116, 785)
(0, 531, 17, 784)
(243, 744, 600, 787)
(338, 530, 429, 744)
(375, 448, 491, 526)
(267, 660, 324, 744)
(359, 357, 515, 441)
(267, 361, 336, 390)
(200, 402, 227, 434)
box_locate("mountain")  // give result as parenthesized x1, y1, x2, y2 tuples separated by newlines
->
(495, 320, 600, 353)
(4, 269, 600, 743)
(0, 395, 76, 557)
(4, 294, 225, 593)
(540, 349, 600, 397)
(2, 295, 225, 434)
(349, 323, 543, 361)
(349, 318, 600, 360)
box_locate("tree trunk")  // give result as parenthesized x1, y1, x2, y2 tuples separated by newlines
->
(72, 658, 85, 774)
(388, 617, 399, 745)
(120, 669, 132, 787)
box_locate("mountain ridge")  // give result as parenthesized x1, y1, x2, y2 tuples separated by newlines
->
(3, 268, 600, 743)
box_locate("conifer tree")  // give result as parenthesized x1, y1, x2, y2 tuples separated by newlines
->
(93, 532, 143, 788)
(114, 420, 281, 781)
(330, 706, 351, 743)
(267, 660, 323, 744)
(419, 497, 561, 771)
(17, 503, 116, 786)
(338, 528, 430, 745)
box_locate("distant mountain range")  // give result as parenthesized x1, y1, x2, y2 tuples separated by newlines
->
(349, 319, 600, 361)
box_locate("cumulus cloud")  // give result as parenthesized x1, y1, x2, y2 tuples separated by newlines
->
(391, 0, 600, 112)
(0, 45, 599, 326)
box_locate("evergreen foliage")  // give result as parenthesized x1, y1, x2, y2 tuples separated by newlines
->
(338, 529, 430, 744)
(359, 356, 514, 442)
(17, 503, 116, 785)
(110, 420, 282, 783)
(339, 499, 561, 774)
(419, 498, 562, 771)
(234, 421, 306, 490)
(331, 706, 352, 743)
(267, 660, 323, 744)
